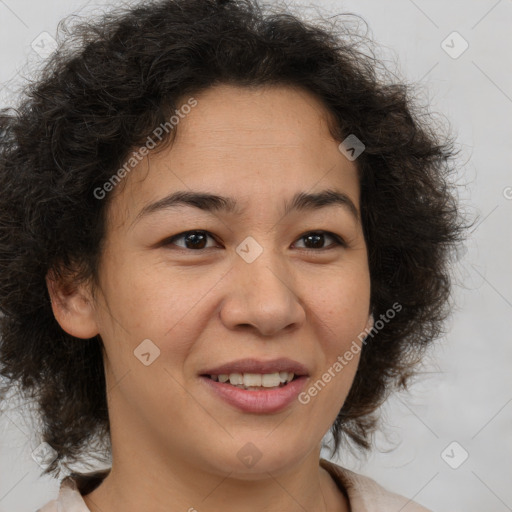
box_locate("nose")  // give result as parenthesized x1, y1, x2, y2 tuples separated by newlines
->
(218, 243, 306, 337)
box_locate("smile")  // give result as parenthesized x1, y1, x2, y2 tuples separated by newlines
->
(206, 371, 296, 390)
(199, 374, 308, 413)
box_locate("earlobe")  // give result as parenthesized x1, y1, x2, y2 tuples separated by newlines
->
(46, 269, 99, 339)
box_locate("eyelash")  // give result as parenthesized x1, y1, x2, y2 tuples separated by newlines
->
(164, 230, 347, 252)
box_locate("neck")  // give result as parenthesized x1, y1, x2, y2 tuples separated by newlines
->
(82, 445, 348, 512)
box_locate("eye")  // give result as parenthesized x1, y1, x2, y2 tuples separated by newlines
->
(165, 230, 219, 250)
(164, 230, 345, 251)
(293, 231, 346, 251)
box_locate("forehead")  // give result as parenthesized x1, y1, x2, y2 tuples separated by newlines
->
(106, 84, 359, 230)
(179, 83, 336, 143)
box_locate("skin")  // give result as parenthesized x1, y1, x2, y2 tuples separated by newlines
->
(47, 84, 373, 512)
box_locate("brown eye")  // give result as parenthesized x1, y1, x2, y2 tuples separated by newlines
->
(166, 230, 218, 250)
(294, 231, 345, 250)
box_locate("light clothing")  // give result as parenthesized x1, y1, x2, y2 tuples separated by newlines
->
(37, 458, 432, 511)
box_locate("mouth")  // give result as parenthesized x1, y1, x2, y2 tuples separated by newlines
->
(197, 358, 310, 413)
(198, 357, 309, 390)
(201, 372, 300, 391)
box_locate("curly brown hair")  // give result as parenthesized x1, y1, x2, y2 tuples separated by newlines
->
(0, 0, 466, 478)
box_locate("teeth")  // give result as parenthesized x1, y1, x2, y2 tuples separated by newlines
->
(279, 371, 291, 383)
(244, 373, 262, 387)
(260, 373, 280, 387)
(210, 372, 295, 387)
(228, 373, 244, 385)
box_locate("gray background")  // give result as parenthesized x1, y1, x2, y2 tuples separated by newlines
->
(0, 0, 511, 511)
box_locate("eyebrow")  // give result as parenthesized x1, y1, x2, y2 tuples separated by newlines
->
(131, 188, 359, 227)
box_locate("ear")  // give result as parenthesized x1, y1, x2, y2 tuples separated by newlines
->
(46, 268, 99, 339)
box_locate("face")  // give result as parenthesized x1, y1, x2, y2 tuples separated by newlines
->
(52, 84, 372, 478)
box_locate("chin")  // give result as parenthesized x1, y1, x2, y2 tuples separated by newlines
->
(208, 440, 311, 479)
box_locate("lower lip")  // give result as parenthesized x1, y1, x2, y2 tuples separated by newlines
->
(199, 375, 308, 414)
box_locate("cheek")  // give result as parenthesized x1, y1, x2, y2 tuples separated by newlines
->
(97, 261, 216, 373)
(308, 267, 370, 401)
(98, 259, 186, 331)
(312, 268, 371, 339)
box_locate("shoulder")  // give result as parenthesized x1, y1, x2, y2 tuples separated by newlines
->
(36, 469, 110, 512)
(36, 486, 88, 512)
(320, 458, 433, 512)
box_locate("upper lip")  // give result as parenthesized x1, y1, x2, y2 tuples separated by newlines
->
(199, 358, 309, 376)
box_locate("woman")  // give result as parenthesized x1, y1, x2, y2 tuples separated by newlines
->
(0, 0, 465, 510)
